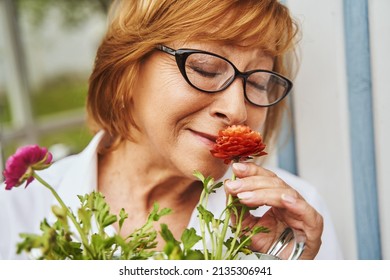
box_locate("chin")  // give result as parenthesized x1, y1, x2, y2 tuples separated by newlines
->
(175, 142, 229, 181)
(193, 160, 229, 181)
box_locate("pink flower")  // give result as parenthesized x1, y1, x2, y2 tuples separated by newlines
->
(210, 125, 267, 164)
(2, 145, 53, 190)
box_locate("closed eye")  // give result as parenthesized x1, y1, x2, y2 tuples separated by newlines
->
(247, 80, 267, 92)
(189, 66, 222, 78)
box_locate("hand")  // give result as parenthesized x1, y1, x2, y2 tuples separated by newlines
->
(224, 162, 323, 260)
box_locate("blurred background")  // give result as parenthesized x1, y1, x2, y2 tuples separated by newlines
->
(0, 0, 109, 162)
(0, 0, 389, 260)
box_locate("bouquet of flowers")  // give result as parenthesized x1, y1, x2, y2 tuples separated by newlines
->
(2, 125, 269, 260)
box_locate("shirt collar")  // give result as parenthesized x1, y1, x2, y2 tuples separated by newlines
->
(53, 130, 105, 214)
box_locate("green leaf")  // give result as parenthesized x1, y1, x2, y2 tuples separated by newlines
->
(148, 202, 172, 223)
(118, 208, 128, 230)
(159, 224, 179, 245)
(77, 207, 92, 235)
(17, 233, 43, 254)
(90, 191, 117, 228)
(197, 204, 215, 224)
(183, 249, 204, 260)
(51, 205, 67, 220)
(163, 241, 183, 260)
(89, 233, 117, 259)
(251, 225, 270, 235)
(77, 194, 88, 204)
(181, 228, 202, 251)
(193, 170, 205, 182)
(159, 207, 172, 218)
(209, 181, 223, 193)
(238, 247, 253, 255)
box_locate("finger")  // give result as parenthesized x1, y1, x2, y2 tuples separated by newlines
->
(280, 194, 324, 235)
(234, 188, 299, 208)
(277, 196, 324, 259)
(224, 175, 289, 195)
(232, 162, 276, 178)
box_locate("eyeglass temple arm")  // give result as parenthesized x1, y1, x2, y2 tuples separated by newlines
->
(156, 45, 176, 56)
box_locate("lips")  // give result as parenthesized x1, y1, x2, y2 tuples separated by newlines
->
(189, 129, 218, 145)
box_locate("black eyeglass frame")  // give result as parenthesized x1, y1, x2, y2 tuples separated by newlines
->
(156, 45, 293, 107)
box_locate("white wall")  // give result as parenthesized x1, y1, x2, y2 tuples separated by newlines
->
(287, 0, 357, 259)
(286, 0, 389, 259)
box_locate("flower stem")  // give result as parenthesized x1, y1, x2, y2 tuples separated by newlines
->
(216, 194, 232, 259)
(225, 204, 245, 259)
(33, 172, 95, 258)
(198, 189, 209, 260)
(231, 231, 256, 257)
(216, 172, 236, 259)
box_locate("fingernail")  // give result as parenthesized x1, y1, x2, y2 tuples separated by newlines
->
(233, 162, 247, 172)
(237, 192, 252, 200)
(281, 193, 296, 204)
(225, 179, 242, 190)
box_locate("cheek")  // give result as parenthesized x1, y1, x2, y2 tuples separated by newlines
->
(134, 70, 186, 119)
(136, 81, 199, 139)
(148, 72, 194, 112)
(247, 107, 268, 131)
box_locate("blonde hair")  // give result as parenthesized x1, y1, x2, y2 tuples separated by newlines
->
(87, 0, 299, 151)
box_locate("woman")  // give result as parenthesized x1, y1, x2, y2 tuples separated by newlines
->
(0, 0, 343, 259)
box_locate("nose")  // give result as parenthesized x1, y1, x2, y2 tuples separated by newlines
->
(209, 79, 247, 125)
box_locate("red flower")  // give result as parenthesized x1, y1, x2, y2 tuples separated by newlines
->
(2, 145, 53, 190)
(210, 125, 267, 164)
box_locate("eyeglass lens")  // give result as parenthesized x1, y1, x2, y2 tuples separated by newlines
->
(184, 53, 288, 106)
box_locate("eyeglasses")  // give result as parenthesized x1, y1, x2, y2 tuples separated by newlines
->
(156, 45, 293, 107)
